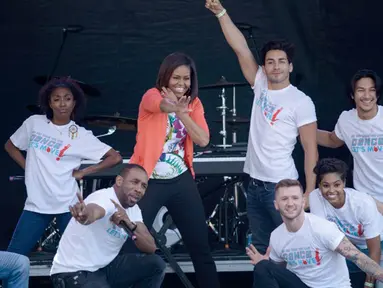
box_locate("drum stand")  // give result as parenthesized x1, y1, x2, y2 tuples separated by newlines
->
(209, 81, 248, 248)
(206, 177, 247, 248)
(215, 85, 231, 149)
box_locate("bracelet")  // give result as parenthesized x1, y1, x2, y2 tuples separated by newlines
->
(364, 282, 374, 287)
(215, 9, 227, 19)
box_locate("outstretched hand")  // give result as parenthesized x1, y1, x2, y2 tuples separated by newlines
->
(205, 0, 224, 15)
(176, 96, 192, 114)
(161, 87, 178, 103)
(161, 87, 192, 114)
(69, 193, 89, 225)
(246, 244, 271, 265)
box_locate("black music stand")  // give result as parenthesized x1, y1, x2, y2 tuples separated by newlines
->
(151, 215, 194, 288)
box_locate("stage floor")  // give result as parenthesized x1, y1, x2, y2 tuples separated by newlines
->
(30, 248, 253, 277)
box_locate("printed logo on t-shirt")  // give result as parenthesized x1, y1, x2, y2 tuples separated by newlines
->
(255, 89, 284, 126)
(351, 134, 383, 153)
(106, 223, 129, 240)
(28, 131, 71, 161)
(327, 216, 363, 237)
(281, 247, 322, 267)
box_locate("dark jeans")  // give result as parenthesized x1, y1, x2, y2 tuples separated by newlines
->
(51, 253, 165, 288)
(253, 260, 309, 288)
(7, 210, 71, 256)
(247, 178, 282, 254)
(123, 170, 220, 288)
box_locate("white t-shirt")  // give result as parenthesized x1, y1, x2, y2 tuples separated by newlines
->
(50, 187, 143, 274)
(244, 69, 317, 182)
(310, 188, 383, 248)
(10, 115, 111, 213)
(270, 213, 350, 288)
(334, 106, 383, 201)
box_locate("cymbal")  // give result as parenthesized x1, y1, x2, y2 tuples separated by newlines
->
(83, 115, 137, 131)
(213, 117, 250, 124)
(33, 76, 101, 97)
(200, 77, 248, 90)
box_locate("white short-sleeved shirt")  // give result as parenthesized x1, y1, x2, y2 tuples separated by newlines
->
(310, 188, 383, 248)
(10, 115, 111, 213)
(244, 69, 317, 182)
(50, 187, 143, 274)
(334, 106, 383, 201)
(270, 213, 351, 288)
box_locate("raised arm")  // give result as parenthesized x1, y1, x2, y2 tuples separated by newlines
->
(205, 0, 258, 86)
(317, 130, 344, 148)
(336, 236, 383, 282)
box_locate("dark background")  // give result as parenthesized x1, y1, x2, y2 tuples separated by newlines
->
(0, 0, 381, 253)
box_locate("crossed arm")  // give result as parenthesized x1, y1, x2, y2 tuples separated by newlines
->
(336, 236, 383, 282)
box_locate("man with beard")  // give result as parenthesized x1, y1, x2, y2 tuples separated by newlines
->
(246, 179, 383, 288)
(205, 0, 318, 254)
(50, 164, 166, 288)
(317, 69, 383, 203)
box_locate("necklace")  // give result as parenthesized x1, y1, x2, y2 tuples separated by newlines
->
(49, 121, 70, 136)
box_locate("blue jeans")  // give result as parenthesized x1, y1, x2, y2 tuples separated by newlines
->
(51, 253, 166, 288)
(7, 210, 71, 256)
(247, 178, 282, 254)
(0, 251, 30, 288)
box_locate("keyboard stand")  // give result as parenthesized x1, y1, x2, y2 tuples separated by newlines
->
(151, 215, 194, 288)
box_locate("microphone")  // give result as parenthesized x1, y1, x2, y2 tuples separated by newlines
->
(119, 221, 137, 241)
(62, 25, 84, 33)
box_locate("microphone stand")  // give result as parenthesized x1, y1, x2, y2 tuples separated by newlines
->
(248, 29, 261, 64)
(46, 30, 69, 84)
(236, 23, 261, 64)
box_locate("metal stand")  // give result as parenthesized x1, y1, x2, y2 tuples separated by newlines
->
(151, 216, 194, 288)
(231, 86, 237, 144)
(96, 126, 116, 138)
(206, 177, 247, 248)
(216, 83, 231, 149)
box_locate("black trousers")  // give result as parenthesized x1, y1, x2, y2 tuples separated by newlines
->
(253, 260, 309, 288)
(124, 170, 220, 288)
(51, 253, 165, 288)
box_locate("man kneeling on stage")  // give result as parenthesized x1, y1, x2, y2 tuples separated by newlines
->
(246, 179, 383, 288)
(50, 164, 166, 288)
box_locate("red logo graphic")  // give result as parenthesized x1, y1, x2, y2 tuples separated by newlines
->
(271, 108, 283, 125)
(315, 249, 321, 266)
(56, 144, 71, 161)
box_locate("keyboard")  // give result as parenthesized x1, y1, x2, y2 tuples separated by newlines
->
(80, 155, 246, 176)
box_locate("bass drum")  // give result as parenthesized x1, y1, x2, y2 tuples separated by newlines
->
(152, 206, 182, 248)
